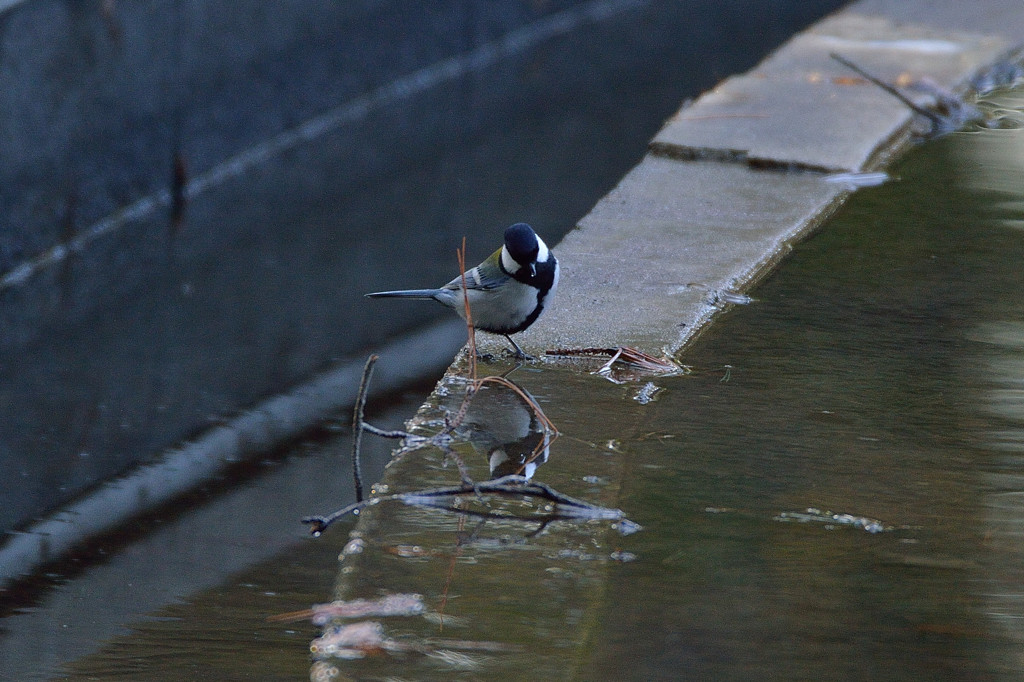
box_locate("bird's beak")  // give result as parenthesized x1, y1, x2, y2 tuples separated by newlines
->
(529, 263, 536, 277)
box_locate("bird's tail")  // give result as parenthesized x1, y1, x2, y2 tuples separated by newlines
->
(365, 289, 443, 300)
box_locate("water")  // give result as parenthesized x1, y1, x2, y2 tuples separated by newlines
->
(578, 92, 1024, 680)
(291, 91, 1024, 680)
(0, 396, 422, 681)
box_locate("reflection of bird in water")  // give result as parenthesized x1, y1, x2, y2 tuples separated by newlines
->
(455, 379, 551, 480)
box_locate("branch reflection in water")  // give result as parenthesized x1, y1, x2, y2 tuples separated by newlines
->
(300, 356, 639, 671)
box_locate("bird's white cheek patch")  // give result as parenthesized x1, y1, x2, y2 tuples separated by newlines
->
(536, 238, 550, 263)
(501, 246, 519, 274)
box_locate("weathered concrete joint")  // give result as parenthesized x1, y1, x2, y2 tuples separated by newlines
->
(650, 12, 1011, 175)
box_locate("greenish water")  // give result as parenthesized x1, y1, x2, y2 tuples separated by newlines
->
(307, 92, 1024, 680)
(26, 93, 1024, 681)
(579, 106, 1024, 680)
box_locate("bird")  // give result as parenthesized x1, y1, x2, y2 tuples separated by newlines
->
(366, 222, 559, 359)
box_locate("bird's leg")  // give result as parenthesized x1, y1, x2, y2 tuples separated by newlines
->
(504, 334, 535, 361)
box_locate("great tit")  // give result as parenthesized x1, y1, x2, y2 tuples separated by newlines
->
(366, 222, 559, 358)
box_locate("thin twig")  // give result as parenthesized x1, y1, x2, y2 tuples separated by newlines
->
(303, 498, 378, 536)
(435, 440, 473, 485)
(361, 423, 423, 440)
(437, 512, 468, 632)
(595, 347, 624, 379)
(350, 354, 378, 502)
(830, 52, 943, 127)
(444, 380, 478, 433)
(387, 503, 602, 529)
(545, 346, 680, 373)
(457, 237, 477, 380)
(303, 474, 639, 535)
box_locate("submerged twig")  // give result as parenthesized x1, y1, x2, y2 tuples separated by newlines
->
(309, 620, 523, 660)
(775, 507, 889, 534)
(268, 593, 425, 625)
(303, 475, 640, 536)
(546, 346, 684, 384)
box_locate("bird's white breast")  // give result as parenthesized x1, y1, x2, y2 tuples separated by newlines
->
(462, 279, 537, 332)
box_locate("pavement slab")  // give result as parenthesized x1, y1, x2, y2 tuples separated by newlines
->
(499, 155, 846, 356)
(651, 11, 1010, 173)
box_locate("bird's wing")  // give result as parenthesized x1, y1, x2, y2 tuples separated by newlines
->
(443, 248, 507, 291)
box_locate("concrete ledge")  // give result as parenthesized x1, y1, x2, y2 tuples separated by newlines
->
(850, 0, 1024, 43)
(479, 0, 1024, 358)
(516, 157, 846, 355)
(652, 13, 1009, 173)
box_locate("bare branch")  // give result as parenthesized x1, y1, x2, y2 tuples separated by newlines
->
(304, 474, 640, 536)
(830, 52, 943, 126)
(457, 237, 477, 380)
(350, 354, 379, 502)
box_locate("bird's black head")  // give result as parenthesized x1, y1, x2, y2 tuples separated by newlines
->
(504, 223, 540, 267)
